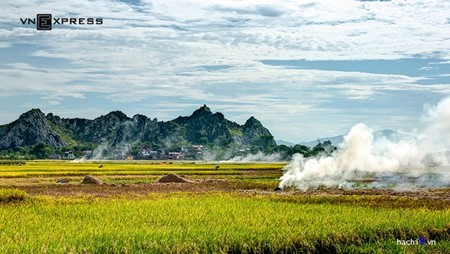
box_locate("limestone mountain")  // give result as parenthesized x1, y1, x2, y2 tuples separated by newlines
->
(0, 109, 66, 149)
(0, 106, 276, 152)
(242, 116, 276, 147)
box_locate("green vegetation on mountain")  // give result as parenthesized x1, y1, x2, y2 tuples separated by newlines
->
(0, 106, 282, 159)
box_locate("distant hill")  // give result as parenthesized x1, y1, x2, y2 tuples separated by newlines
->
(299, 129, 407, 147)
(300, 135, 345, 148)
(0, 105, 276, 153)
(275, 140, 295, 147)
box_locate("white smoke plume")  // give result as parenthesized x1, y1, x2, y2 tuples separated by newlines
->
(279, 97, 450, 190)
(70, 156, 87, 163)
(91, 143, 109, 160)
(228, 151, 283, 162)
(70, 143, 108, 162)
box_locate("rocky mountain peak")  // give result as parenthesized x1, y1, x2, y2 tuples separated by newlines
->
(104, 110, 129, 121)
(19, 108, 45, 120)
(242, 116, 276, 147)
(0, 108, 65, 149)
(190, 104, 212, 118)
(244, 116, 262, 129)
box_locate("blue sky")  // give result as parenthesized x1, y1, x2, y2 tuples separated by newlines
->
(0, 0, 449, 142)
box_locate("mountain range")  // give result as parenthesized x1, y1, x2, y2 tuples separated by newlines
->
(0, 105, 276, 153)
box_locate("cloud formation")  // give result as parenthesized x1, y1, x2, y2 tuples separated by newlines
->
(0, 0, 449, 142)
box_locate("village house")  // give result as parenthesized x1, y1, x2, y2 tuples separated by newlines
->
(64, 150, 75, 159)
(191, 145, 203, 151)
(168, 152, 184, 160)
(140, 149, 158, 160)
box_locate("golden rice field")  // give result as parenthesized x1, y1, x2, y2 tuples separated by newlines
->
(0, 160, 284, 178)
(0, 160, 449, 253)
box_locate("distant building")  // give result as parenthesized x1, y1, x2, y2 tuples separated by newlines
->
(191, 145, 203, 151)
(237, 148, 250, 156)
(168, 152, 184, 160)
(64, 150, 75, 159)
(141, 149, 158, 160)
(191, 145, 204, 157)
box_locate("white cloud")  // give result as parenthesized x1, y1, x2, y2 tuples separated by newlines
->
(0, 0, 449, 141)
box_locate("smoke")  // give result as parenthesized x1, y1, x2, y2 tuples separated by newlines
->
(201, 148, 235, 161)
(279, 97, 450, 190)
(70, 156, 87, 163)
(227, 151, 283, 162)
(70, 143, 109, 163)
(89, 143, 107, 160)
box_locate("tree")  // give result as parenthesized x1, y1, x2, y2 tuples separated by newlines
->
(30, 143, 47, 159)
(199, 136, 209, 145)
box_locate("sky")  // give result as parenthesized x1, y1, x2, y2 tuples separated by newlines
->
(0, 0, 449, 143)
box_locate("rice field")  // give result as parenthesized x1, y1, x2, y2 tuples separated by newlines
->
(0, 160, 285, 178)
(0, 161, 449, 253)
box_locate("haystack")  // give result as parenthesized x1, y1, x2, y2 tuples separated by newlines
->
(81, 175, 103, 185)
(157, 173, 191, 183)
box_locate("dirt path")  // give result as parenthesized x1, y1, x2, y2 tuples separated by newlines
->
(9, 180, 450, 201)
